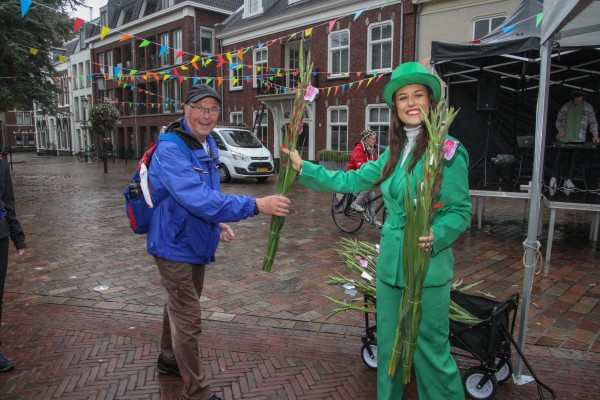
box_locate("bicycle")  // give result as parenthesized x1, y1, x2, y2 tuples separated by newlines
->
(331, 192, 386, 233)
(76, 148, 98, 163)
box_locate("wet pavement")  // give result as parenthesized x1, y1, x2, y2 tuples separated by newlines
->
(0, 152, 598, 399)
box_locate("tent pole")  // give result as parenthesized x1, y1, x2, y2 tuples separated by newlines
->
(514, 38, 552, 382)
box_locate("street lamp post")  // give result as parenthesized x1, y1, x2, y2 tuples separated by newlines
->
(81, 96, 89, 162)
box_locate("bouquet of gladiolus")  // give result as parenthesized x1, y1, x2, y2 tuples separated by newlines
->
(387, 101, 459, 381)
(262, 41, 317, 272)
(324, 238, 378, 317)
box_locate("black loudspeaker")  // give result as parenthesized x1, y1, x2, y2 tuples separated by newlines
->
(477, 72, 499, 111)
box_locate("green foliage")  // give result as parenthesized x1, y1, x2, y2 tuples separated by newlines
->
(89, 103, 119, 137)
(316, 149, 351, 163)
(0, 0, 84, 113)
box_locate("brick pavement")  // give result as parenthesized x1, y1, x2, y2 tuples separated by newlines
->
(0, 152, 598, 399)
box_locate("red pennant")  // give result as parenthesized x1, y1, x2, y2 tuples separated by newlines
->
(74, 18, 84, 33)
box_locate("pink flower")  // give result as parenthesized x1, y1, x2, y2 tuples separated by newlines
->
(443, 139, 459, 160)
(304, 85, 318, 102)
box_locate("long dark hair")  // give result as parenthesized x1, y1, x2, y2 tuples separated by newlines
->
(375, 87, 437, 186)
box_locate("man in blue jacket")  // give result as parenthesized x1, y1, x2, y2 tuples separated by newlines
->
(148, 84, 290, 400)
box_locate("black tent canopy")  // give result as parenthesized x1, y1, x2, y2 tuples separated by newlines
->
(430, 0, 600, 186)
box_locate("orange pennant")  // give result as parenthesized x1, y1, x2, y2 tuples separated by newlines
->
(119, 33, 132, 42)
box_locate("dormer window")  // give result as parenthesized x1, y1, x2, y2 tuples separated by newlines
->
(243, 0, 263, 19)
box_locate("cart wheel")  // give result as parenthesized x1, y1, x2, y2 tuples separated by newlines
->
(495, 358, 512, 384)
(463, 367, 497, 400)
(361, 341, 377, 369)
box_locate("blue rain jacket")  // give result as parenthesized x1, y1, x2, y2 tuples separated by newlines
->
(147, 119, 256, 264)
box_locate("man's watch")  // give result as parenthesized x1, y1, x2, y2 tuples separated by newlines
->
(254, 202, 260, 215)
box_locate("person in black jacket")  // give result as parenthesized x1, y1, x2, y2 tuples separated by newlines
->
(0, 154, 26, 372)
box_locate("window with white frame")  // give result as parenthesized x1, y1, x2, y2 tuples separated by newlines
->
(173, 29, 183, 65)
(329, 30, 350, 77)
(98, 52, 105, 74)
(253, 109, 268, 145)
(368, 21, 393, 73)
(473, 15, 506, 40)
(328, 107, 349, 151)
(160, 32, 170, 67)
(16, 112, 32, 125)
(106, 50, 113, 75)
(173, 81, 182, 112)
(243, 0, 263, 18)
(72, 65, 78, 90)
(161, 80, 171, 113)
(366, 105, 390, 154)
(229, 55, 243, 91)
(85, 60, 91, 87)
(253, 48, 268, 88)
(200, 27, 214, 55)
(161, 0, 175, 9)
(230, 111, 243, 125)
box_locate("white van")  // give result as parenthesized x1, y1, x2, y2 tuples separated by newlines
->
(210, 125, 274, 183)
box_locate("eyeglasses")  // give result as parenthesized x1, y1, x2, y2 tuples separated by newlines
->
(187, 104, 221, 116)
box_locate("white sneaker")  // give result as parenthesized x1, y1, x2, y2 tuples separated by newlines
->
(351, 202, 365, 212)
(549, 177, 557, 188)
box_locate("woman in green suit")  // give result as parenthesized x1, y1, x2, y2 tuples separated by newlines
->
(282, 62, 471, 399)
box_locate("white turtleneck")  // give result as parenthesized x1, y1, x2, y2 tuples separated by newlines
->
(400, 125, 421, 167)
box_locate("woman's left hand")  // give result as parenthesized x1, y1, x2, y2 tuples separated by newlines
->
(418, 229, 434, 252)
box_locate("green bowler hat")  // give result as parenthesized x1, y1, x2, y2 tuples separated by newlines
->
(382, 62, 442, 108)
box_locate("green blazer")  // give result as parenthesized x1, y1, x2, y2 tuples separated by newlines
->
(299, 138, 471, 288)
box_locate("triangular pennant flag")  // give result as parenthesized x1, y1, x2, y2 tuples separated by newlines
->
(328, 19, 337, 33)
(180, 65, 188, 70)
(29, 48, 39, 55)
(354, 9, 365, 21)
(366, 77, 374, 86)
(139, 40, 150, 48)
(179, 76, 184, 84)
(237, 49, 243, 62)
(536, 13, 543, 27)
(58, 55, 66, 63)
(217, 77, 223, 86)
(304, 28, 312, 38)
(129, 69, 137, 76)
(74, 18, 84, 33)
(502, 24, 516, 34)
(21, 0, 32, 18)
(206, 78, 213, 85)
(334, 86, 339, 96)
(193, 77, 199, 85)
(327, 87, 332, 96)
(341, 84, 346, 94)
(176, 50, 185, 59)
(101, 26, 110, 40)
(119, 33, 132, 42)
(114, 67, 121, 77)
(226, 52, 233, 63)
(159, 45, 168, 57)
(216, 54, 225, 67)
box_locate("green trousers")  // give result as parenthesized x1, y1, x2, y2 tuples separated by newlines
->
(376, 281, 464, 400)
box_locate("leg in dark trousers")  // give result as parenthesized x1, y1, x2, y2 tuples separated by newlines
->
(0, 237, 9, 344)
(156, 257, 213, 400)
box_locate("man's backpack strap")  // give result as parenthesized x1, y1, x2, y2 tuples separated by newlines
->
(139, 132, 193, 208)
(157, 132, 193, 162)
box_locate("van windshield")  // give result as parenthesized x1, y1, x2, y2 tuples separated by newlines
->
(220, 129, 263, 148)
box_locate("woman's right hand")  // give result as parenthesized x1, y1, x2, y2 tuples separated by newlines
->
(280, 146, 303, 173)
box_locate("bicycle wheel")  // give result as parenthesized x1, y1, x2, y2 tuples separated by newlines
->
(76, 152, 85, 162)
(332, 198, 364, 233)
(90, 151, 99, 162)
